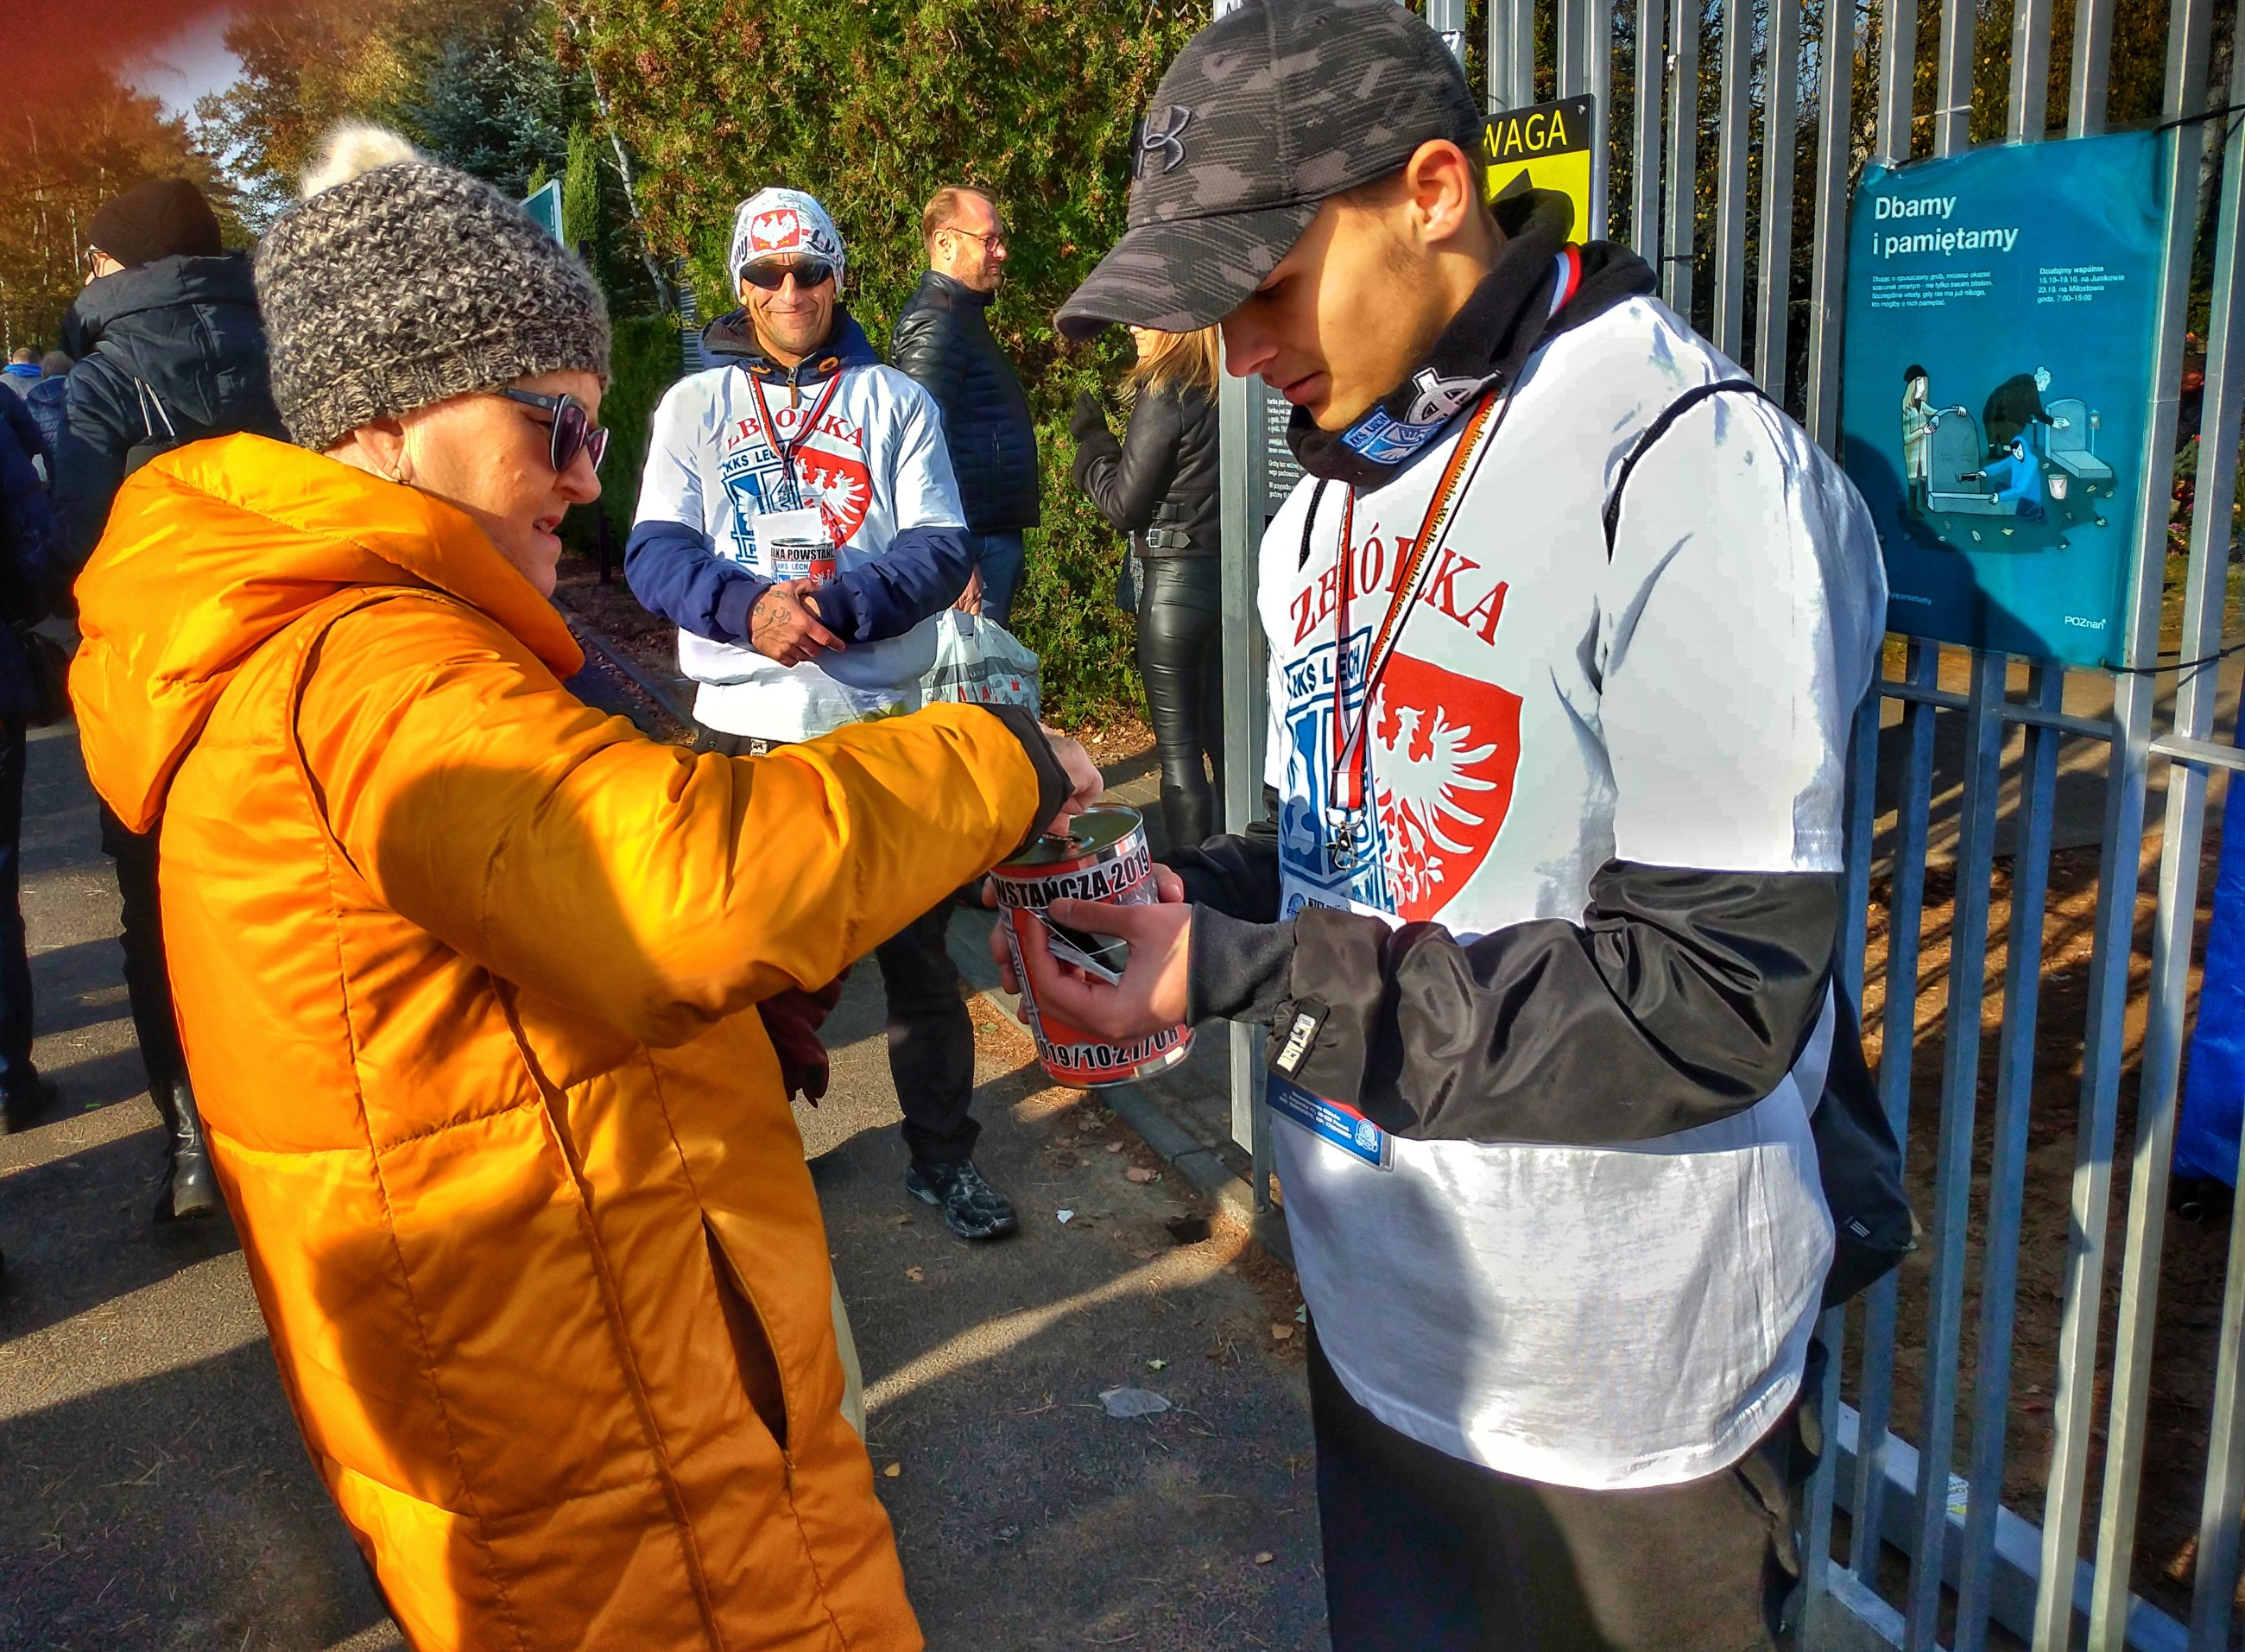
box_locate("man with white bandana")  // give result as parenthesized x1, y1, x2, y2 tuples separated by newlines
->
(629, 187, 1020, 1242)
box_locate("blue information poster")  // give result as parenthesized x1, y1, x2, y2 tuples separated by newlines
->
(1840, 131, 2164, 665)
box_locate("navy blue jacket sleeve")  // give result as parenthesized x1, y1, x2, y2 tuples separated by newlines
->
(0, 396, 66, 625)
(627, 519, 974, 649)
(623, 520, 770, 646)
(810, 524, 973, 642)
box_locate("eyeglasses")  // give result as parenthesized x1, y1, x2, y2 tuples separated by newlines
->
(943, 226, 1005, 251)
(497, 389, 609, 474)
(741, 259, 837, 291)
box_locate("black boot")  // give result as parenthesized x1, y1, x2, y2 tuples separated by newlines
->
(155, 1077, 220, 1222)
(0, 1073, 57, 1135)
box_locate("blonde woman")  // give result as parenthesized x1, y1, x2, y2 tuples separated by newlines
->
(1070, 326, 1224, 847)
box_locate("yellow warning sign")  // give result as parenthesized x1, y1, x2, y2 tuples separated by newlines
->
(1481, 96, 1595, 244)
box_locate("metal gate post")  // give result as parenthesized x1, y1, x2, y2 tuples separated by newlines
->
(1875, 0, 1919, 162)
(1490, 0, 1537, 111)
(1216, 358, 1272, 1201)
(1711, 0, 1755, 358)
(1630, 0, 1667, 254)
(1952, 671, 2066, 1652)
(1752, 0, 1803, 395)
(1850, 642, 1941, 1582)
(2084, 0, 2219, 1636)
(1904, 649, 2005, 1650)
(1802, 0, 1857, 445)
(1661, 0, 1700, 314)
(2179, 12, 2245, 1642)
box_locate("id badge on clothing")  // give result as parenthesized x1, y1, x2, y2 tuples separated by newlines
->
(750, 507, 836, 585)
(1267, 1074, 1394, 1170)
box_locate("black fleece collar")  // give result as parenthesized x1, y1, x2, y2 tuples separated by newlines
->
(1288, 191, 1657, 489)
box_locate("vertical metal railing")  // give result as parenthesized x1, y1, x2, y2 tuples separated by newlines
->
(2179, 16, 2245, 1648)
(1214, 0, 2245, 1644)
(2086, 0, 2219, 1641)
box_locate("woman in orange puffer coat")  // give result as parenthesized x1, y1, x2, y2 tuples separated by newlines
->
(67, 128, 1097, 1652)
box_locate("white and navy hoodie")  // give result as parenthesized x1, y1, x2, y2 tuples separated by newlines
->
(1175, 195, 1887, 1492)
(628, 311, 971, 740)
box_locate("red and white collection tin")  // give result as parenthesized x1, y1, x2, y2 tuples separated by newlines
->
(991, 807, 1192, 1087)
(765, 535, 838, 586)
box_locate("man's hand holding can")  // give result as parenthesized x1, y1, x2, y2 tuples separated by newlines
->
(747, 578, 843, 666)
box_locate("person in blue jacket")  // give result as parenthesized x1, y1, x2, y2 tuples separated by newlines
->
(627, 188, 1021, 1244)
(0, 391, 71, 1135)
(1966, 438, 2047, 522)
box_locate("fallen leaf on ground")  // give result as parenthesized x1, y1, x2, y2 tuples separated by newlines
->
(1126, 1167, 1160, 1184)
(882, 1462, 901, 1478)
(891, 1215, 912, 1226)
(1146, 1358, 1169, 1371)
(1255, 1552, 1274, 1566)
(1107, 1142, 1126, 1154)
(1270, 1325, 1295, 1342)
(1099, 1386, 1173, 1419)
(905, 1266, 924, 1282)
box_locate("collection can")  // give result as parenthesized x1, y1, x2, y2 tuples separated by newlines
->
(766, 535, 838, 586)
(991, 806, 1192, 1087)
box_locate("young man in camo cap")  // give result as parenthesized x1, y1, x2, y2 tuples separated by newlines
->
(1017, 0, 1889, 1643)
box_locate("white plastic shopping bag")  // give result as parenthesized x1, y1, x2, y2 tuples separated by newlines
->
(920, 611, 1041, 718)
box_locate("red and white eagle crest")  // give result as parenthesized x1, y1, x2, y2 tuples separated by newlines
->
(749, 208, 806, 253)
(1370, 653, 1522, 921)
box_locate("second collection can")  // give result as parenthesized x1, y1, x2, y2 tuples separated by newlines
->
(991, 806, 1192, 1087)
(765, 535, 838, 586)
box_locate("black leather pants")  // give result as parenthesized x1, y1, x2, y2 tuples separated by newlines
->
(1135, 555, 1225, 853)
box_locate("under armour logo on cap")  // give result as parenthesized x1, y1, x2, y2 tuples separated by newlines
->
(1130, 107, 1193, 178)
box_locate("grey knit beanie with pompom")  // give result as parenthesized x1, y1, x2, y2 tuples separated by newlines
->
(256, 123, 610, 453)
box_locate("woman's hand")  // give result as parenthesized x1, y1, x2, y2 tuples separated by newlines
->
(1040, 725, 1104, 831)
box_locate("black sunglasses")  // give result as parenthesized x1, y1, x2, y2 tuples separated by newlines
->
(741, 259, 836, 292)
(497, 389, 609, 474)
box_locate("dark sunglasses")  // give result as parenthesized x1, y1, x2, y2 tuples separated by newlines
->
(741, 259, 836, 292)
(497, 389, 609, 474)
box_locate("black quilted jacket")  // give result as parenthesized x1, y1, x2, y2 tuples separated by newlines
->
(54, 253, 285, 558)
(889, 272, 1040, 532)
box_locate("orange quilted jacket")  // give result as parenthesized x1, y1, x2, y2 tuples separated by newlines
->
(70, 434, 1042, 1651)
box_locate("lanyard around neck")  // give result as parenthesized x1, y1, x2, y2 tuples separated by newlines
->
(1327, 390, 1503, 819)
(1323, 246, 1581, 824)
(745, 368, 844, 504)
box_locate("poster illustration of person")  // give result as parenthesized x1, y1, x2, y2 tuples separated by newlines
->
(1841, 130, 2163, 665)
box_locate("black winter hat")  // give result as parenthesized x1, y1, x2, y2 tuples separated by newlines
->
(87, 178, 224, 269)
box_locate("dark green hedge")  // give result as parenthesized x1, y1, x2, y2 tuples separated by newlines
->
(555, 0, 1205, 723)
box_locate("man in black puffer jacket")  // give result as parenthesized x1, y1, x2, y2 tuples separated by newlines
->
(54, 175, 283, 1225)
(54, 178, 286, 560)
(889, 187, 1040, 628)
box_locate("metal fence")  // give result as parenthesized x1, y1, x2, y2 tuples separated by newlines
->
(1212, 0, 2245, 1643)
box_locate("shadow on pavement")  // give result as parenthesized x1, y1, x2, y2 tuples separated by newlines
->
(0, 1342, 389, 1652)
(0, 1125, 240, 1343)
(808, 986, 1330, 1652)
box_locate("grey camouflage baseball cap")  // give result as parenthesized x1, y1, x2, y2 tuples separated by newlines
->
(1058, 0, 1482, 342)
